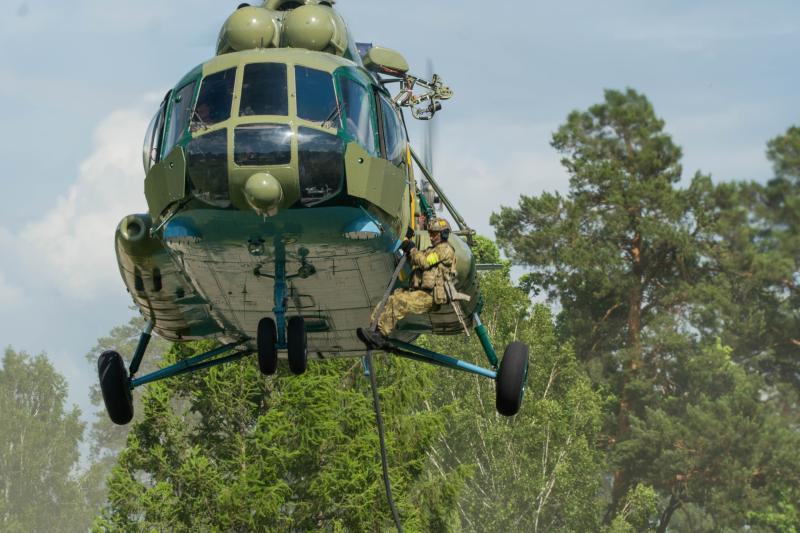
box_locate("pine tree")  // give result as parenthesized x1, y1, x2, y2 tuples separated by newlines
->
(96, 342, 465, 531)
(491, 90, 800, 529)
(492, 88, 706, 521)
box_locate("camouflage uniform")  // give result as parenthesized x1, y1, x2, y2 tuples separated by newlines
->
(375, 240, 456, 336)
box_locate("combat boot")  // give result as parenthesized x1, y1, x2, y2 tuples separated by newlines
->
(357, 327, 389, 349)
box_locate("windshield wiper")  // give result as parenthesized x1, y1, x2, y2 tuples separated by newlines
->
(190, 110, 209, 132)
(321, 105, 341, 128)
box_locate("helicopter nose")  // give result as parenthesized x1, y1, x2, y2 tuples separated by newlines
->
(244, 172, 284, 216)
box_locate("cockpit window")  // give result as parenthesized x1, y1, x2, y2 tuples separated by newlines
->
(163, 81, 197, 155)
(240, 63, 288, 117)
(190, 68, 236, 132)
(143, 93, 168, 173)
(295, 66, 339, 127)
(340, 77, 376, 155)
(234, 124, 292, 166)
(297, 127, 345, 206)
(379, 95, 405, 167)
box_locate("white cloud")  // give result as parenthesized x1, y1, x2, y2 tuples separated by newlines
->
(3, 104, 151, 301)
(0, 271, 23, 305)
(430, 118, 570, 238)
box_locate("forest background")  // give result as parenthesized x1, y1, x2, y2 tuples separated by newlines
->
(2, 89, 798, 532)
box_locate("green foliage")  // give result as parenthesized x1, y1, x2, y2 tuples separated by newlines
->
(767, 125, 800, 181)
(424, 254, 605, 532)
(0, 349, 93, 532)
(96, 341, 464, 531)
(85, 102, 800, 530)
(470, 234, 502, 264)
(492, 89, 800, 530)
(606, 484, 658, 533)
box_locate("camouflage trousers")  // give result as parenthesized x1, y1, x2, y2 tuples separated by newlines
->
(373, 289, 434, 336)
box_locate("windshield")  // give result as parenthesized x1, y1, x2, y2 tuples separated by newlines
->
(142, 94, 168, 173)
(240, 63, 288, 117)
(340, 77, 376, 155)
(163, 82, 197, 155)
(296, 66, 339, 128)
(190, 68, 236, 132)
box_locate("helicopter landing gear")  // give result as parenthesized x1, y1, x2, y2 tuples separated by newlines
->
(287, 316, 307, 375)
(98, 350, 134, 425)
(496, 342, 529, 416)
(257, 317, 278, 375)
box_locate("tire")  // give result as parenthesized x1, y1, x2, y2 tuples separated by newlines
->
(98, 350, 134, 425)
(257, 317, 278, 375)
(496, 342, 529, 416)
(287, 316, 307, 375)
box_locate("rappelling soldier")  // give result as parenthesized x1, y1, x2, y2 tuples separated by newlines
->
(358, 218, 456, 348)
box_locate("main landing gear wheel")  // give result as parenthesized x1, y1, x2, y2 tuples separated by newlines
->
(98, 350, 134, 425)
(257, 317, 278, 375)
(496, 342, 529, 416)
(287, 316, 307, 375)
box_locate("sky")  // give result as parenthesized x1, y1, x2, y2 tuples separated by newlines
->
(1, 0, 798, 421)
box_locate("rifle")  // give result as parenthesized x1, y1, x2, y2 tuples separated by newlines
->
(445, 279, 472, 336)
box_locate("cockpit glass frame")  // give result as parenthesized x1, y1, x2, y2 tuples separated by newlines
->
(240, 63, 288, 117)
(378, 93, 405, 167)
(190, 67, 237, 133)
(336, 72, 378, 156)
(295, 65, 340, 128)
(163, 80, 198, 157)
(143, 92, 169, 174)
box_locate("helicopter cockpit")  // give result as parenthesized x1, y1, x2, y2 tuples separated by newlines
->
(143, 52, 407, 214)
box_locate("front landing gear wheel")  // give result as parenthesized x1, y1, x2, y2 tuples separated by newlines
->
(496, 342, 529, 416)
(287, 316, 307, 375)
(258, 317, 278, 375)
(98, 350, 134, 425)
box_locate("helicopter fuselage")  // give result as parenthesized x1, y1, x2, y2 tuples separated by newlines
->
(117, 47, 478, 358)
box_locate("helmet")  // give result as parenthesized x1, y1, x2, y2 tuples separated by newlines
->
(428, 218, 451, 241)
(428, 218, 451, 232)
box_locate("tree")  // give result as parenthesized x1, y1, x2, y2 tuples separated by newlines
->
(492, 88, 706, 520)
(82, 313, 170, 512)
(96, 341, 466, 531)
(424, 238, 606, 532)
(491, 89, 800, 529)
(615, 341, 800, 532)
(0, 349, 92, 532)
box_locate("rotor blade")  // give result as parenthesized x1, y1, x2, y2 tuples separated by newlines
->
(423, 59, 436, 175)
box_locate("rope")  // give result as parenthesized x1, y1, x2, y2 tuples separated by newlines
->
(365, 253, 408, 532)
(370, 255, 408, 331)
(367, 350, 404, 532)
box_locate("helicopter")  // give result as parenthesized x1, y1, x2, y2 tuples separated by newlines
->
(98, 0, 530, 426)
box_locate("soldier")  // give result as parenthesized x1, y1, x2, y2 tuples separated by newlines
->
(358, 218, 456, 348)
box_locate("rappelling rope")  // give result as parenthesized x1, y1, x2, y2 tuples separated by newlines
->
(366, 349, 404, 533)
(366, 253, 408, 532)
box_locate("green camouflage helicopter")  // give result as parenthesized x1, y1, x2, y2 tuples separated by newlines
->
(99, 0, 529, 426)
